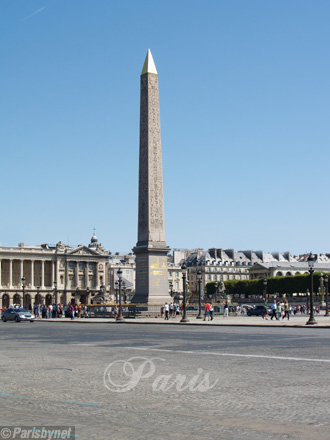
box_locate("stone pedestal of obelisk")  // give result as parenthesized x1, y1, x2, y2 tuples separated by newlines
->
(132, 50, 172, 305)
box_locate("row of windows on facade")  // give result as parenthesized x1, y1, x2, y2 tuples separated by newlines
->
(67, 275, 96, 288)
(188, 267, 249, 273)
(188, 274, 248, 281)
(68, 262, 96, 270)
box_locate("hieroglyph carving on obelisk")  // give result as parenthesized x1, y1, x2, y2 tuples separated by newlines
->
(133, 49, 171, 305)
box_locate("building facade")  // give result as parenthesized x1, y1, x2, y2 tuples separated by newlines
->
(0, 234, 109, 308)
(179, 248, 307, 298)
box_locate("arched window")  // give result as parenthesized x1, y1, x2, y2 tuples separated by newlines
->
(13, 293, 21, 305)
(2, 294, 9, 308)
(277, 272, 283, 277)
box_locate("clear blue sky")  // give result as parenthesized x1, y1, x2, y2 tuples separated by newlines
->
(1, 0, 329, 256)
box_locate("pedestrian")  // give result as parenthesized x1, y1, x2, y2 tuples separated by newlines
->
(262, 299, 268, 320)
(282, 299, 290, 320)
(209, 303, 214, 321)
(164, 303, 169, 320)
(277, 301, 281, 319)
(160, 305, 164, 318)
(223, 300, 229, 318)
(204, 301, 210, 321)
(270, 299, 278, 320)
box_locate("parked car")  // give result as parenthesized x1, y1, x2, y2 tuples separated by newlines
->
(1, 307, 35, 322)
(246, 305, 272, 317)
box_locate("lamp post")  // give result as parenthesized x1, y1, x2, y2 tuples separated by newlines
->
(123, 281, 126, 303)
(116, 268, 125, 322)
(54, 280, 58, 305)
(86, 287, 90, 304)
(214, 281, 218, 302)
(115, 281, 119, 303)
(306, 252, 317, 325)
(263, 278, 268, 300)
(169, 281, 173, 297)
(21, 276, 25, 308)
(197, 270, 202, 319)
(180, 262, 189, 323)
(324, 274, 329, 317)
(320, 273, 324, 303)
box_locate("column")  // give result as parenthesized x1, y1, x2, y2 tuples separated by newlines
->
(95, 262, 99, 289)
(85, 263, 89, 289)
(9, 259, 13, 288)
(65, 261, 69, 290)
(30, 260, 35, 288)
(75, 262, 79, 288)
(20, 260, 24, 283)
(41, 260, 45, 289)
(51, 260, 55, 286)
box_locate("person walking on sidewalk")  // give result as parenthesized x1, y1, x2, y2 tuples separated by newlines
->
(164, 303, 169, 320)
(209, 303, 214, 320)
(203, 302, 210, 321)
(223, 300, 229, 318)
(262, 299, 268, 320)
(270, 299, 278, 320)
(282, 299, 290, 320)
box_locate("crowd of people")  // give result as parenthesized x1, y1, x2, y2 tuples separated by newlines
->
(161, 300, 229, 321)
(159, 298, 323, 321)
(266, 299, 322, 321)
(36, 303, 90, 319)
(161, 302, 181, 319)
(1, 303, 90, 319)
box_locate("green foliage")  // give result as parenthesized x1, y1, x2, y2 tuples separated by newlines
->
(206, 272, 328, 297)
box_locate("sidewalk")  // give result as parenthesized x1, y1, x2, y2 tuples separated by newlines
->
(35, 314, 330, 328)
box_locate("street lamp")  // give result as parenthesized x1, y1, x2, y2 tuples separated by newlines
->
(169, 281, 173, 297)
(214, 281, 218, 302)
(320, 273, 324, 302)
(54, 280, 58, 305)
(180, 262, 189, 323)
(21, 276, 25, 308)
(324, 274, 329, 317)
(197, 270, 202, 319)
(306, 252, 317, 325)
(115, 281, 119, 303)
(116, 268, 125, 322)
(263, 278, 268, 300)
(123, 281, 127, 303)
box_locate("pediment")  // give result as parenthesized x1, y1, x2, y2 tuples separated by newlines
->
(67, 246, 100, 256)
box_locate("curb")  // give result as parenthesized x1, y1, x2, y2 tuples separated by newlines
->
(33, 319, 330, 329)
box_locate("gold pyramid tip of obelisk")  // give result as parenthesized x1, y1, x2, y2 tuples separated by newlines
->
(141, 49, 158, 75)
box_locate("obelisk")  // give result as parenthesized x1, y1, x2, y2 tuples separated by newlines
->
(132, 49, 171, 305)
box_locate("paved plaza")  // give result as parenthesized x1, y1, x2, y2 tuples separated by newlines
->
(38, 313, 330, 328)
(1, 321, 330, 440)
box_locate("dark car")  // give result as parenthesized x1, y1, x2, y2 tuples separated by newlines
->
(246, 305, 272, 317)
(2, 307, 35, 322)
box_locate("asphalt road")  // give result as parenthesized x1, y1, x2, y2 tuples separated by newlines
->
(0, 322, 329, 440)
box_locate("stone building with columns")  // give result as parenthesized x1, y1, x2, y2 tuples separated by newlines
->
(0, 234, 109, 308)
